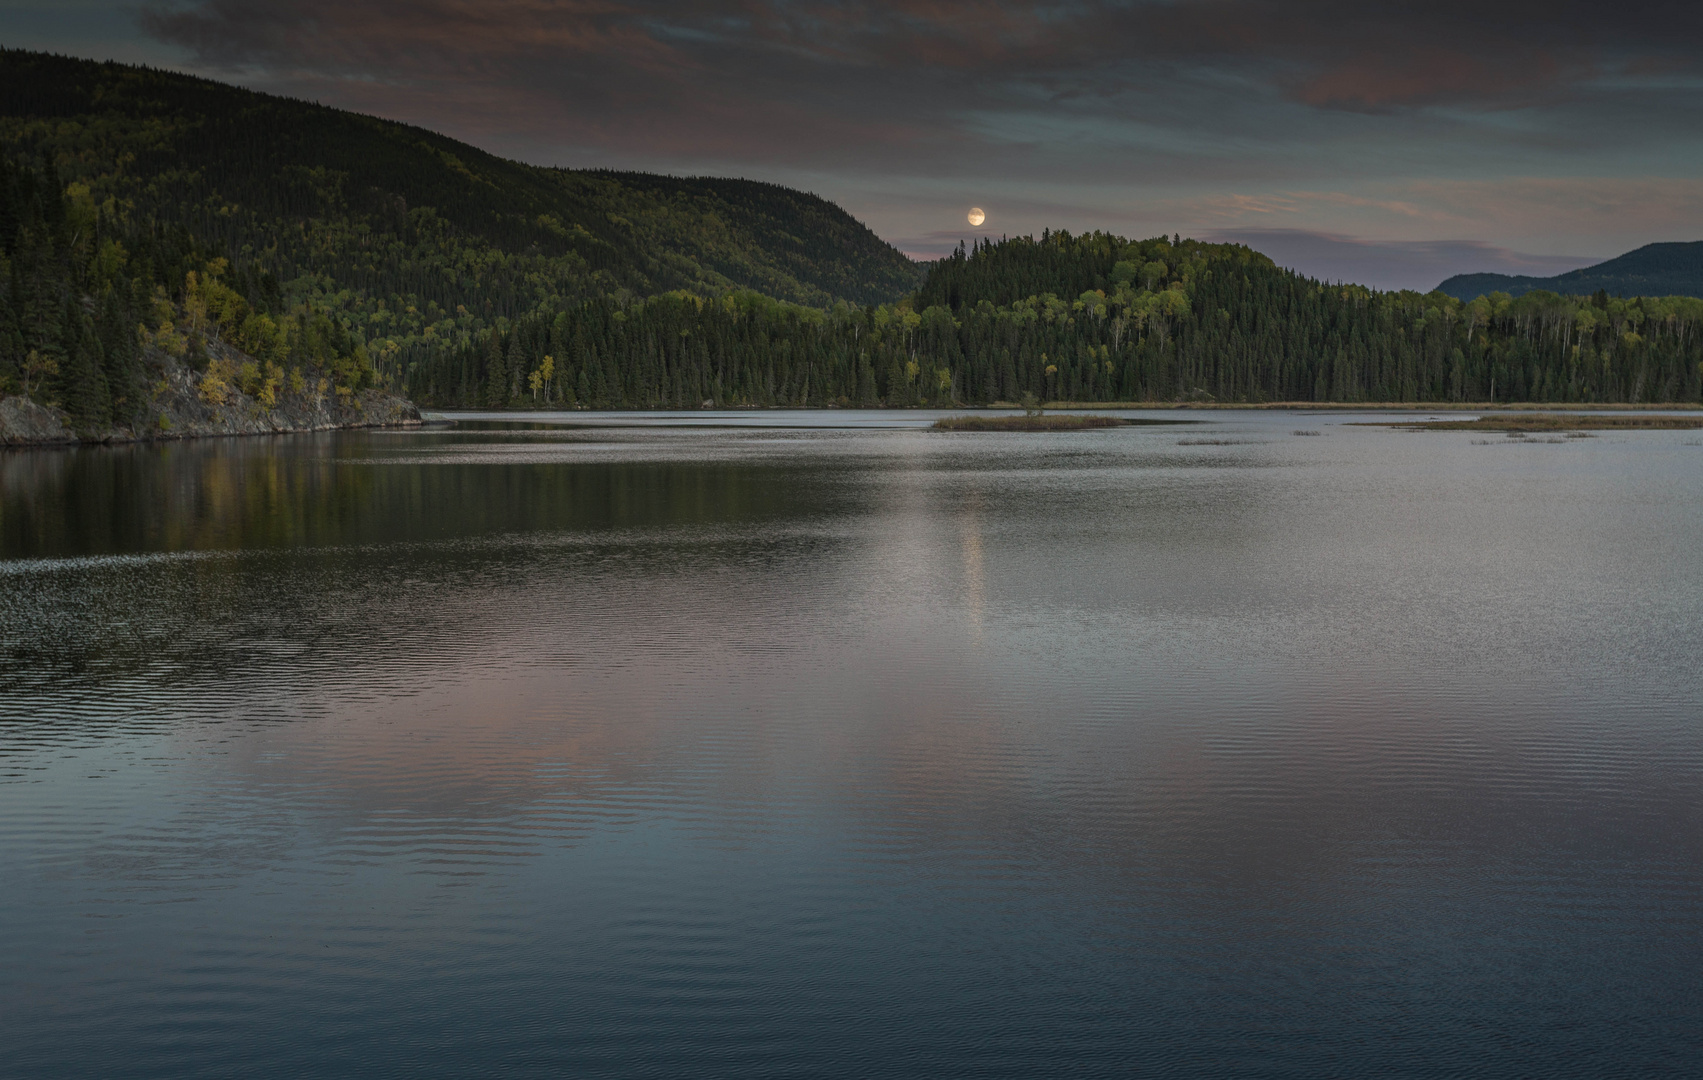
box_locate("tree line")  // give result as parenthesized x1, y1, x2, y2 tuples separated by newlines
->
(8, 44, 1703, 420)
(407, 232, 1703, 408)
(0, 47, 921, 390)
(0, 156, 383, 431)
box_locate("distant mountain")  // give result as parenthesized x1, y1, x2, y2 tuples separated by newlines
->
(1436, 242, 1703, 301)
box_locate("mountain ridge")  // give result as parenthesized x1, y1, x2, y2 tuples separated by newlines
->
(0, 49, 922, 318)
(1436, 241, 1703, 301)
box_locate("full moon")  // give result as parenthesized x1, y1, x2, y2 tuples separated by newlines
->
(967, 207, 985, 226)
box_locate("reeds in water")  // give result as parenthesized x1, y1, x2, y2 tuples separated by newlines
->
(933, 414, 1127, 432)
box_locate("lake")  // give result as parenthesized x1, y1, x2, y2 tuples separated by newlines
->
(3, 409, 1701, 1077)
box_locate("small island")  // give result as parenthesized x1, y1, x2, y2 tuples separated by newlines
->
(934, 413, 1129, 431)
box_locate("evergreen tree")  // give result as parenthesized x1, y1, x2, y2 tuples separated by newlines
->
(97, 285, 144, 424)
(55, 303, 110, 428)
(482, 331, 508, 408)
(506, 333, 526, 402)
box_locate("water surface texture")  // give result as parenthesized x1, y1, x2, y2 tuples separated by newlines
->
(4, 411, 1702, 1078)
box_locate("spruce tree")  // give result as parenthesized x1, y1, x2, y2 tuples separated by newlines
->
(56, 304, 110, 428)
(97, 285, 145, 425)
(506, 333, 526, 401)
(482, 330, 508, 408)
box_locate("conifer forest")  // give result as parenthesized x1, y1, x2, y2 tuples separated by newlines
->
(4, 49, 1702, 425)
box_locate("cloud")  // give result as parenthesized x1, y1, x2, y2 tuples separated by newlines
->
(1401, 177, 1703, 239)
(140, 1, 1046, 173)
(1163, 176, 1703, 250)
(1200, 229, 1600, 292)
(889, 227, 1011, 260)
(140, 1, 1703, 160)
(1173, 190, 1442, 225)
(128, 1, 1703, 255)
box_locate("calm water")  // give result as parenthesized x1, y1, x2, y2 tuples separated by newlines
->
(3, 410, 1702, 1078)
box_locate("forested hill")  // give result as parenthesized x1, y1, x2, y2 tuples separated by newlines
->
(0, 50, 920, 319)
(406, 232, 1703, 409)
(5, 49, 1701, 425)
(1436, 242, 1703, 302)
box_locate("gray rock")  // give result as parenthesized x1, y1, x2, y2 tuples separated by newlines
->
(2, 344, 421, 449)
(0, 395, 75, 444)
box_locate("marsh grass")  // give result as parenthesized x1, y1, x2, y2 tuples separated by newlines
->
(1372, 414, 1703, 433)
(933, 414, 1127, 432)
(1291, 429, 1322, 436)
(1030, 400, 1703, 412)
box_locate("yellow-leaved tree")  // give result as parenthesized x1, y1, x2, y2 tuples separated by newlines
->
(529, 354, 555, 401)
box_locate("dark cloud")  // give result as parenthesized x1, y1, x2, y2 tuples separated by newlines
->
(121, 1, 1703, 270)
(139, 1, 1703, 165)
(143, 1, 1703, 112)
(139, 1, 1008, 172)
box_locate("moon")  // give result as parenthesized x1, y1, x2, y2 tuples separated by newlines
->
(967, 207, 985, 227)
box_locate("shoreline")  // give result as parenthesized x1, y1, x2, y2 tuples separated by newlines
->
(423, 400, 1703, 415)
(1036, 400, 1703, 411)
(14, 394, 1696, 448)
(2, 345, 420, 450)
(1, 391, 421, 450)
(1361, 413, 1703, 432)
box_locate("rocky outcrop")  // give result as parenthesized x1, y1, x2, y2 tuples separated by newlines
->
(2, 345, 420, 448)
(0, 395, 76, 445)
(138, 345, 420, 440)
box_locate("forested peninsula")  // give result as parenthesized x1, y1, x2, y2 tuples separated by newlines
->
(414, 234, 1703, 409)
(3, 49, 1702, 447)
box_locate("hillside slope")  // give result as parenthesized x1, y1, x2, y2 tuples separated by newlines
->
(0, 51, 920, 327)
(1436, 242, 1703, 301)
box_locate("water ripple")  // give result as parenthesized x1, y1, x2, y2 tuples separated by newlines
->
(3, 414, 1702, 1077)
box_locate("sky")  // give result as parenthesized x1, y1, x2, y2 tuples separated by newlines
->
(9, 0, 1703, 290)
